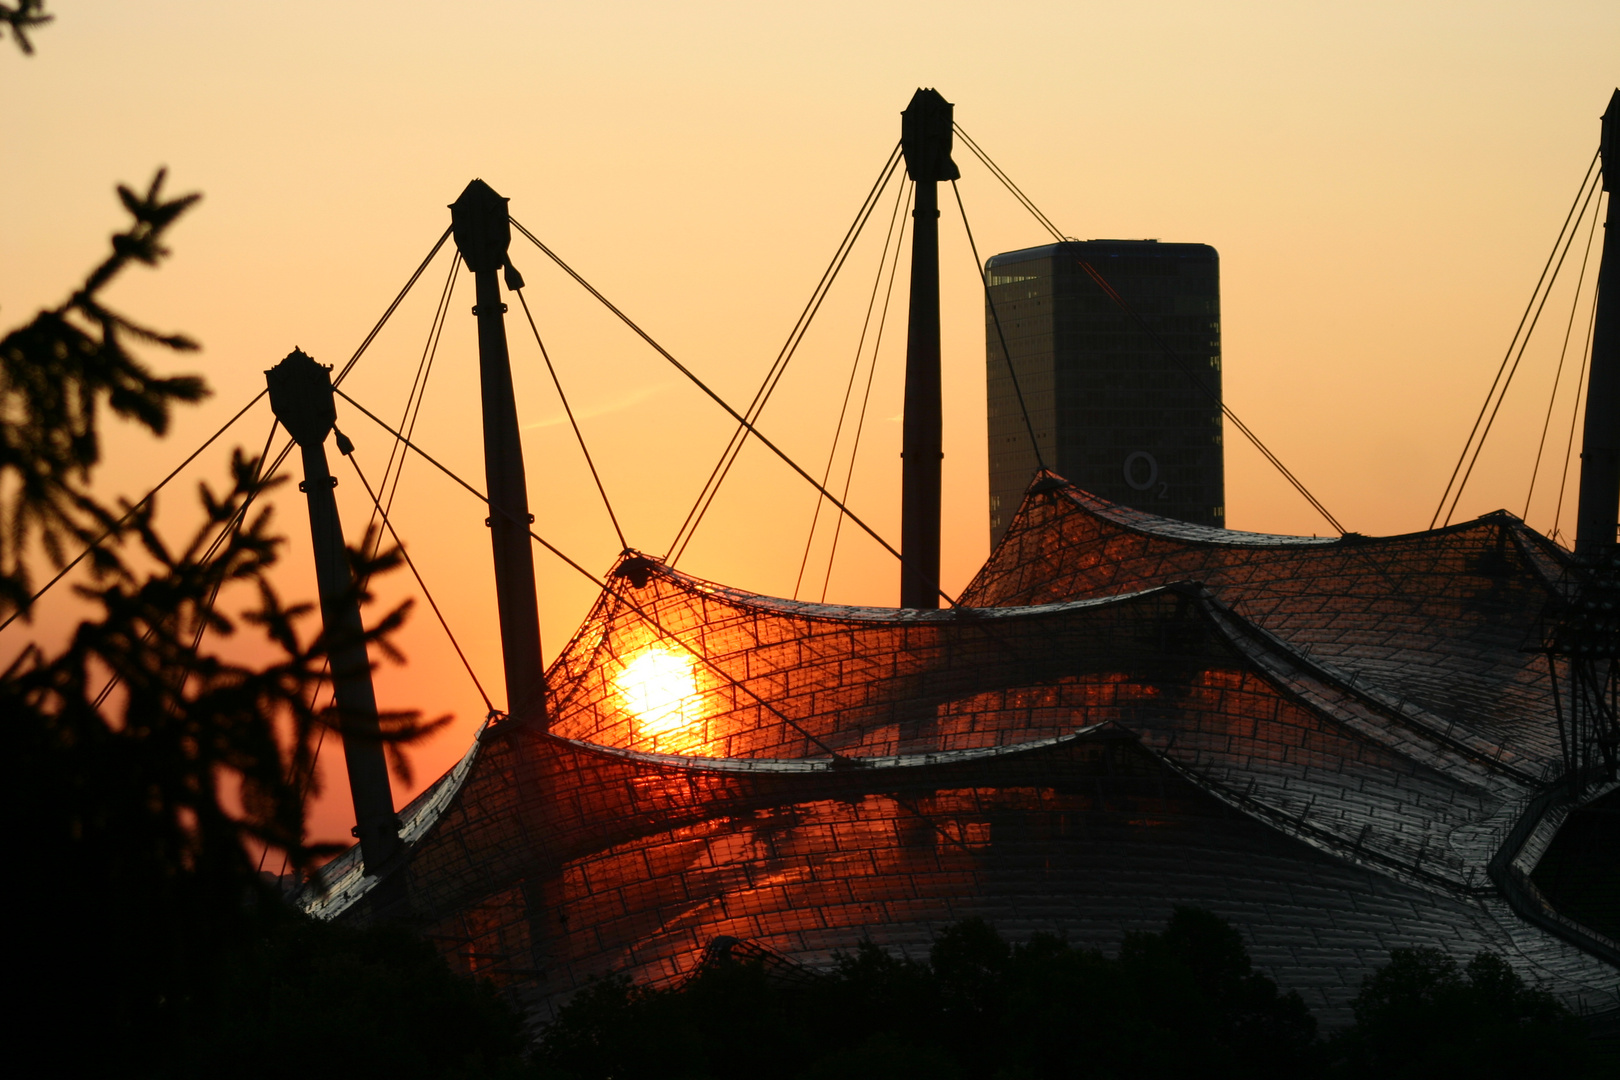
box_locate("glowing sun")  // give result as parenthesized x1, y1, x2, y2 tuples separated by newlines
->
(615, 649, 701, 738)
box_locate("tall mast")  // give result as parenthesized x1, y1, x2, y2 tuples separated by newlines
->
(450, 180, 548, 727)
(899, 88, 959, 609)
(265, 349, 400, 871)
(1574, 89, 1620, 556)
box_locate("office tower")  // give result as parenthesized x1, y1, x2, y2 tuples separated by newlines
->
(986, 240, 1224, 544)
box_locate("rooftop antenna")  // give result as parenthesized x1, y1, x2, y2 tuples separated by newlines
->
(450, 180, 548, 728)
(899, 88, 959, 609)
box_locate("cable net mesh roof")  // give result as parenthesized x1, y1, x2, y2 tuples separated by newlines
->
(307, 472, 1620, 1028)
(962, 472, 1570, 768)
(545, 561, 1277, 761)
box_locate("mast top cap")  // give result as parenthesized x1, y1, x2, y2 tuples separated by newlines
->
(265, 348, 336, 448)
(450, 178, 513, 273)
(902, 88, 960, 183)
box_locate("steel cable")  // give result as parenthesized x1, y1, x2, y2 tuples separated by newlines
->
(952, 124, 1066, 243)
(332, 385, 846, 757)
(3, 227, 454, 630)
(794, 169, 912, 598)
(504, 219, 957, 606)
(664, 145, 903, 560)
(1525, 187, 1605, 521)
(952, 179, 1048, 473)
(821, 184, 912, 602)
(0, 390, 268, 635)
(346, 450, 495, 713)
(86, 234, 459, 710)
(514, 289, 628, 550)
(366, 248, 460, 557)
(1432, 150, 1601, 528)
(333, 225, 454, 385)
(951, 125, 1339, 534)
(667, 145, 906, 564)
(1553, 279, 1605, 543)
(1078, 261, 1346, 534)
(89, 415, 281, 710)
(1441, 172, 1602, 527)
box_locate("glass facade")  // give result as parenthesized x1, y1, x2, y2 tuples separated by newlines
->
(986, 240, 1224, 544)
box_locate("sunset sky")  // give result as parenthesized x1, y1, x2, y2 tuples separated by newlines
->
(4, 2, 1616, 847)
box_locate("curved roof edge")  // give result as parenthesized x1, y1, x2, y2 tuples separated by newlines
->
(545, 721, 1133, 775)
(301, 722, 488, 922)
(1151, 748, 1494, 902)
(601, 549, 1194, 623)
(1007, 469, 1562, 553)
(1489, 778, 1620, 971)
(1198, 594, 1542, 786)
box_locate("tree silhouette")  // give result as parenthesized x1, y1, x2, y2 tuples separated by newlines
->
(0, 0, 51, 54)
(1334, 946, 1596, 1079)
(1, 18, 537, 1075)
(0, 167, 439, 1069)
(0, 21, 456, 1064)
(535, 909, 1322, 1079)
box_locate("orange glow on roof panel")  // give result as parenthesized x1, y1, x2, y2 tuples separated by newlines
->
(615, 648, 704, 748)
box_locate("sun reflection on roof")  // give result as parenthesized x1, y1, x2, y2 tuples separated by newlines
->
(615, 648, 703, 747)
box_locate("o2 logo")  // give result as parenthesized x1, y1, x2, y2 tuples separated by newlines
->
(1123, 451, 1169, 500)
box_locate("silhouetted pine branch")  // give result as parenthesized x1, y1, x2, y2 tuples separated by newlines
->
(0, 170, 206, 610)
(0, 0, 51, 55)
(4, 175, 441, 1069)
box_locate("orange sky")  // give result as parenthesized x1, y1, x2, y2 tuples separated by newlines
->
(4, 2, 1616, 852)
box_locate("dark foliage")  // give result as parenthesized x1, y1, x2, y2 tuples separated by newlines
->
(536, 914, 1615, 1080)
(1, 0, 51, 54)
(535, 908, 1321, 1080)
(0, 169, 206, 608)
(1, 137, 443, 1070)
(1331, 946, 1598, 1079)
(165, 906, 534, 1080)
(6, 20, 510, 1073)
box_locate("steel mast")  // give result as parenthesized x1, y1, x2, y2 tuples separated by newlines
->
(1544, 90, 1620, 794)
(266, 348, 401, 871)
(450, 180, 549, 728)
(1574, 90, 1620, 557)
(899, 89, 959, 609)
